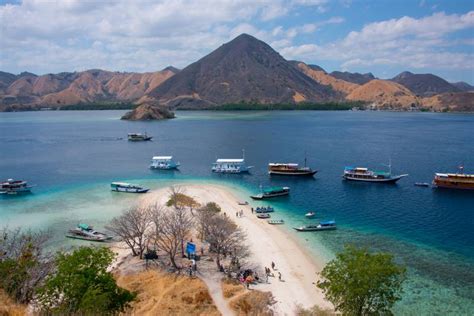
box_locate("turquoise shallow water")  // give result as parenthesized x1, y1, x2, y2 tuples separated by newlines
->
(1, 110, 473, 314)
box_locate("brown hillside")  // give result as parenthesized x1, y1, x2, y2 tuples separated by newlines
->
(422, 92, 474, 112)
(296, 62, 359, 95)
(116, 270, 220, 316)
(347, 79, 420, 109)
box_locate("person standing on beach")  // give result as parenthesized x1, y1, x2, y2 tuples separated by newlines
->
(271, 261, 275, 270)
(278, 272, 282, 281)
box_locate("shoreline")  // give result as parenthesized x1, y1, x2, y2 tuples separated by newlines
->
(116, 182, 333, 314)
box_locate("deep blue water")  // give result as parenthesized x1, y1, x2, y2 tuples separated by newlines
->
(1, 110, 473, 314)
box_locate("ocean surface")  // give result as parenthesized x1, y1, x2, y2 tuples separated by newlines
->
(1, 110, 473, 314)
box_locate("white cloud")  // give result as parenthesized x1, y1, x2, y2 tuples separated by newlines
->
(280, 11, 474, 71)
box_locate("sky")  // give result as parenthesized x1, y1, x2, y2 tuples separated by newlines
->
(0, 0, 473, 84)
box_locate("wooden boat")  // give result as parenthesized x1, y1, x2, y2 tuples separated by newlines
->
(250, 186, 290, 200)
(305, 211, 316, 218)
(414, 182, 430, 187)
(294, 220, 336, 232)
(268, 219, 284, 225)
(66, 224, 112, 242)
(111, 182, 149, 193)
(238, 201, 249, 205)
(255, 206, 274, 213)
(256, 213, 271, 219)
(128, 133, 152, 141)
(342, 161, 408, 183)
(432, 166, 474, 190)
(0, 179, 34, 195)
(150, 156, 180, 170)
(268, 155, 317, 177)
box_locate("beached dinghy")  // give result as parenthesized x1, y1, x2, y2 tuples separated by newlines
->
(257, 213, 271, 219)
(66, 224, 112, 242)
(268, 219, 284, 225)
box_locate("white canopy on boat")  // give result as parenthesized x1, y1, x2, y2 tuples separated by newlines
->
(152, 156, 173, 160)
(216, 159, 244, 163)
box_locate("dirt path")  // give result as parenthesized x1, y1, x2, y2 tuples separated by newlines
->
(198, 266, 234, 316)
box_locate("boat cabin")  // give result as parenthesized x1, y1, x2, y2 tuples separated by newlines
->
(212, 159, 251, 173)
(150, 156, 180, 169)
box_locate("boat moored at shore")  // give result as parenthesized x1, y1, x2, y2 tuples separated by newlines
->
(250, 186, 290, 200)
(294, 220, 337, 232)
(256, 213, 271, 219)
(111, 182, 149, 193)
(150, 156, 180, 170)
(66, 224, 112, 242)
(432, 166, 474, 190)
(212, 150, 253, 173)
(0, 179, 34, 195)
(128, 133, 152, 141)
(268, 219, 284, 225)
(255, 206, 275, 213)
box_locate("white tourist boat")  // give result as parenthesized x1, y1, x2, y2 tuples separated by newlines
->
(150, 156, 180, 170)
(0, 179, 34, 195)
(212, 150, 253, 173)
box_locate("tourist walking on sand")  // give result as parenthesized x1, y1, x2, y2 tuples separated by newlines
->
(271, 261, 275, 270)
(278, 272, 282, 281)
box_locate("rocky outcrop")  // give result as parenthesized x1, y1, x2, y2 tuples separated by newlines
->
(391, 71, 461, 97)
(422, 92, 474, 112)
(330, 71, 375, 85)
(121, 103, 175, 121)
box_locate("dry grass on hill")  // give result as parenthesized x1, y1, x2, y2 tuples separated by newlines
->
(0, 290, 26, 316)
(222, 278, 275, 315)
(116, 270, 220, 316)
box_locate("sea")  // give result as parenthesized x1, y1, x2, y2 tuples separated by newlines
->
(1, 110, 473, 315)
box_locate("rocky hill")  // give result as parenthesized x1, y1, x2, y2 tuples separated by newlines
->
(0, 68, 178, 111)
(330, 71, 375, 85)
(452, 81, 474, 92)
(295, 62, 359, 95)
(346, 79, 420, 109)
(391, 71, 461, 97)
(146, 34, 337, 107)
(422, 92, 474, 112)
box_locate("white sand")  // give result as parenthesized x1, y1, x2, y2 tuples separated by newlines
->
(133, 183, 332, 315)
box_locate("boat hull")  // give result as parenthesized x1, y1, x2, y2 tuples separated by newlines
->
(432, 181, 474, 190)
(250, 191, 289, 200)
(66, 234, 111, 242)
(269, 170, 317, 177)
(293, 226, 336, 232)
(342, 174, 407, 183)
(112, 187, 149, 193)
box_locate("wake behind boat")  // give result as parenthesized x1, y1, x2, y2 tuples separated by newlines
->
(250, 186, 290, 200)
(111, 182, 149, 193)
(66, 224, 112, 242)
(343, 161, 408, 183)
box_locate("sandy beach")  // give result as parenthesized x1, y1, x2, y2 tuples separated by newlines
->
(119, 183, 332, 315)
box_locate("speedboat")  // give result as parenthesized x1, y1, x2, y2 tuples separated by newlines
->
(0, 179, 34, 195)
(250, 186, 290, 200)
(256, 213, 271, 219)
(305, 211, 316, 218)
(255, 206, 274, 213)
(268, 219, 284, 225)
(111, 182, 149, 193)
(128, 133, 152, 141)
(66, 224, 112, 242)
(294, 220, 336, 232)
(414, 182, 430, 187)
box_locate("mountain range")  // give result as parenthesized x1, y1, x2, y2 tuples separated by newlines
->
(1, 34, 473, 112)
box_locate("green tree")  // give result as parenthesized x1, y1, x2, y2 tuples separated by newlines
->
(38, 246, 135, 315)
(317, 245, 406, 316)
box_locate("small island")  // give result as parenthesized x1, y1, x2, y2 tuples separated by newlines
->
(121, 103, 175, 121)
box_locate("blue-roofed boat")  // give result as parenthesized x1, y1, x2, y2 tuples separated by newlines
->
(250, 186, 290, 200)
(294, 220, 337, 232)
(342, 161, 408, 183)
(255, 206, 274, 213)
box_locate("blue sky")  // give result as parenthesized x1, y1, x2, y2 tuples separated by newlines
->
(1, 0, 473, 83)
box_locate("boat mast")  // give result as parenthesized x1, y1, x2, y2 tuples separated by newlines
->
(389, 157, 392, 175)
(304, 151, 307, 168)
(242, 149, 245, 160)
